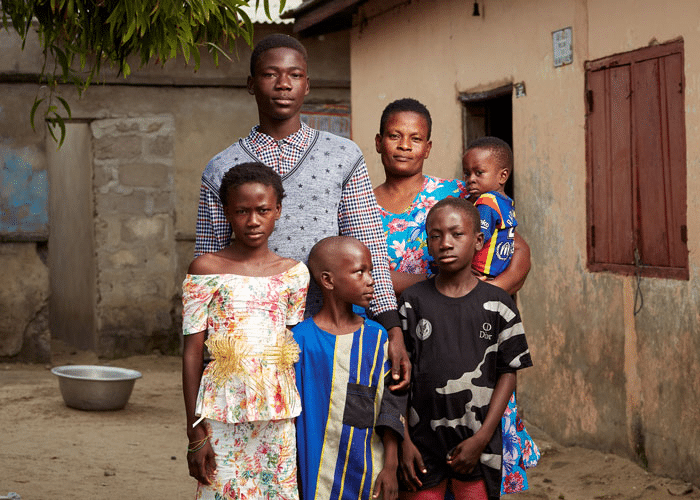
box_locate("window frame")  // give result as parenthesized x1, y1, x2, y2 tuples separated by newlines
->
(585, 39, 688, 280)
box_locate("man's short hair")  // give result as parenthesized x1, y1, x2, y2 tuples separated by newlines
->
(250, 33, 308, 76)
(426, 196, 481, 235)
(379, 98, 432, 140)
(465, 136, 513, 173)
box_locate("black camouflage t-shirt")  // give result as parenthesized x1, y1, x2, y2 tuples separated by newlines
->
(399, 279, 532, 499)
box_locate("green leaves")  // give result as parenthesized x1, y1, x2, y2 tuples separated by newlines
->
(2, 0, 284, 146)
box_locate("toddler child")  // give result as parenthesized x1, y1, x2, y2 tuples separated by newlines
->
(462, 137, 540, 493)
(182, 162, 309, 499)
(398, 198, 532, 500)
(462, 136, 518, 280)
(293, 236, 407, 500)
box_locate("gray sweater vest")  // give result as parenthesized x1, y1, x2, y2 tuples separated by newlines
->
(202, 130, 364, 315)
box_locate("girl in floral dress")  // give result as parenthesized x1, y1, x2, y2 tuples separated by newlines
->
(373, 99, 539, 496)
(182, 162, 309, 500)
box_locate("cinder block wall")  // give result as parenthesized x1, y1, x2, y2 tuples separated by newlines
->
(91, 116, 178, 356)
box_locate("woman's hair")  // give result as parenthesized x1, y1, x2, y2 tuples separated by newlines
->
(219, 162, 285, 207)
(379, 98, 432, 139)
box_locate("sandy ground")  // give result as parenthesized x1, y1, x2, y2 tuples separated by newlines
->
(1, 346, 698, 500)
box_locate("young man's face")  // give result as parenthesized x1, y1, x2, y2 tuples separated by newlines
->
(462, 148, 509, 201)
(427, 207, 484, 274)
(224, 182, 281, 249)
(331, 243, 375, 308)
(247, 47, 310, 123)
(375, 111, 432, 178)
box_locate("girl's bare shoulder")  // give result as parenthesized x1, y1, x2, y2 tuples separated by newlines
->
(187, 252, 231, 275)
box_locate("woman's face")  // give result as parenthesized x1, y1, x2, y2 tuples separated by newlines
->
(375, 111, 432, 179)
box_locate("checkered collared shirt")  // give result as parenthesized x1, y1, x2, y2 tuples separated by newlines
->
(195, 123, 400, 329)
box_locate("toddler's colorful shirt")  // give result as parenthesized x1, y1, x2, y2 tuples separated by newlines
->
(473, 191, 517, 277)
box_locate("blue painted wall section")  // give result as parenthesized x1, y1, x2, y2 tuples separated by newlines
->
(0, 150, 48, 235)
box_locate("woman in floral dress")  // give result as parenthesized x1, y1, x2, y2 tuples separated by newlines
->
(182, 163, 309, 500)
(373, 98, 539, 495)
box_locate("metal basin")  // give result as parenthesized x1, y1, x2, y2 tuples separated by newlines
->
(51, 365, 142, 411)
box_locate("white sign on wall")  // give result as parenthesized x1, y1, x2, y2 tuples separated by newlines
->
(552, 27, 573, 67)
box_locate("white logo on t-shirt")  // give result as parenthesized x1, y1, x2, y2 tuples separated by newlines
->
(416, 319, 432, 340)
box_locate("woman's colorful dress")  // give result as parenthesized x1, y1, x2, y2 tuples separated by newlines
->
(378, 175, 468, 275)
(377, 176, 539, 495)
(182, 262, 310, 500)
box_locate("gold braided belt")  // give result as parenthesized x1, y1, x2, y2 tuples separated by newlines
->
(205, 329, 300, 396)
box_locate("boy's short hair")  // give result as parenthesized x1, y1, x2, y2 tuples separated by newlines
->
(250, 33, 308, 76)
(219, 162, 285, 206)
(379, 98, 432, 140)
(308, 236, 365, 284)
(466, 136, 513, 173)
(426, 196, 481, 235)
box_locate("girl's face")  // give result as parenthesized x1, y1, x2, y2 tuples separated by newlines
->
(223, 182, 281, 249)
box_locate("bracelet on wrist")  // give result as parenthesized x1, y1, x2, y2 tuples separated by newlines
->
(187, 436, 208, 453)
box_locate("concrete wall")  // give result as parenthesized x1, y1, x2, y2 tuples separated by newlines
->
(0, 23, 350, 360)
(349, 0, 700, 484)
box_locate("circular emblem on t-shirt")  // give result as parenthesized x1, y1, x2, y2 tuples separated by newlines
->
(416, 319, 432, 340)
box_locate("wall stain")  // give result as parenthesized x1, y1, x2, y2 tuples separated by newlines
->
(0, 150, 48, 233)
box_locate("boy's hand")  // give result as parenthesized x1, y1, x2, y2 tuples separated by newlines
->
(399, 435, 426, 491)
(187, 441, 217, 485)
(446, 435, 487, 475)
(373, 465, 399, 500)
(387, 326, 411, 391)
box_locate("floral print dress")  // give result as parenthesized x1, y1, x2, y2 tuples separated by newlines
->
(378, 175, 468, 275)
(182, 262, 309, 500)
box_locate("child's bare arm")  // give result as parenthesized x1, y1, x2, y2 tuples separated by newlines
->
(183, 332, 217, 485)
(399, 424, 426, 492)
(446, 372, 516, 474)
(487, 232, 530, 295)
(373, 430, 400, 499)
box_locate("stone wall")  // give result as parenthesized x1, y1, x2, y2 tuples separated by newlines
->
(91, 116, 179, 356)
(0, 242, 50, 362)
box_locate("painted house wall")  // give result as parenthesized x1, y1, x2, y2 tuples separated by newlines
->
(350, 0, 700, 484)
(0, 24, 350, 361)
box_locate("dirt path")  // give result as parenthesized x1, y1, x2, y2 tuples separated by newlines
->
(1, 347, 697, 500)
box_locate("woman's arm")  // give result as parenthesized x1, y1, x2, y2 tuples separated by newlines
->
(487, 231, 530, 295)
